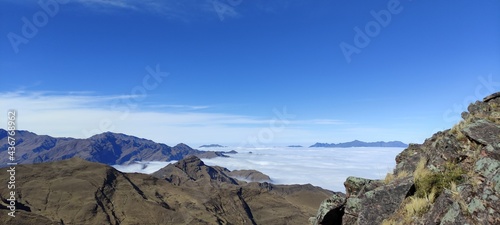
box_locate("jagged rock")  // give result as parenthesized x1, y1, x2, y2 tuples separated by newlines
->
(356, 177, 414, 225)
(394, 143, 425, 175)
(483, 92, 500, 102)
(311, 192, 346, 225)
(343, 177, 383, 198)
(423, 189, 472, 224)
(462, 119, 500, 147)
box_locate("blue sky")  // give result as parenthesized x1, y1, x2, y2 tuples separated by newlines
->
(1, 0, 499, 146)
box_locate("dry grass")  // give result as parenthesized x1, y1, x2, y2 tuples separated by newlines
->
(402, 188, 436, 222)
(413, 157, 431, 184)
(404, 197, 429, 217)
(450, 121, 467, 142)
(381, 218, 398, 225)
(384, 173, 394, 184)
(396, 170, 410, 179)
(384, 170, 411, 184)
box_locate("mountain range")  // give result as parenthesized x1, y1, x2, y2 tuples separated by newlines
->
(199, 144, 227, 148)
(0, 130, 212, 166)
(0, 155, 332, 224)
(309, 140, 408, 148)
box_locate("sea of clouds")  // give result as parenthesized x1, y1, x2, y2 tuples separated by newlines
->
(112, 146, 403, 192)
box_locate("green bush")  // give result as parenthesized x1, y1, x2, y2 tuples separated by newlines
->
(414, 162, 465, 198)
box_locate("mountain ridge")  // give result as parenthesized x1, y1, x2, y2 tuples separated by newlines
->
(0, 129, 210, 166)
(199, 144, 227, 148)
(310, 140, 408, 148)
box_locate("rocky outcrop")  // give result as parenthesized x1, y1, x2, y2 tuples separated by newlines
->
(310, 192, 346, 225)
(313, 92, 500, 224)
(228, 169, 272, 182)
(152, 155, 239, 186)
(0, 131, 214, 165)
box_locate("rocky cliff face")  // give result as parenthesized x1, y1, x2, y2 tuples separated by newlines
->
(0, 131, 207, 165)
(312, 93, 500, 225)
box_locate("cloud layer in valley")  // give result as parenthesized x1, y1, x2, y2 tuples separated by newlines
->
(113, 146, 403, 192)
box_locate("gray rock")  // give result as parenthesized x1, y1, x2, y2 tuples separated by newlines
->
(312, 192, 346, 225)
(483, 92, 500, 102)
(462, 119, 500, 147)
(356, 177, 414, 225)
(343, 177, 382, 197)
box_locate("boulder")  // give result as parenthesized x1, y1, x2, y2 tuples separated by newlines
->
(356, 177, 414, 225)
(311, 192, 346, 225)
(462, 119, 500, 147)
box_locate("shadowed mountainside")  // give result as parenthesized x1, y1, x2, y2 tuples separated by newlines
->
(0, 130, 210, 165)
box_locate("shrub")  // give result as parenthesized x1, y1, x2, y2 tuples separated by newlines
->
(414, 160, 465, 199)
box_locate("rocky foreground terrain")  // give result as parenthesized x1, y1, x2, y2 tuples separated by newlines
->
(311, 93, 500, 225)
(0, 155, 331, 224)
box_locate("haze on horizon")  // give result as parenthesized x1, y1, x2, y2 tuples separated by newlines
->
(1, 0, 499, 147)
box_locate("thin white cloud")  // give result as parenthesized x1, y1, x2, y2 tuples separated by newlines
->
(0, 91, 296, 144)
(76, 0, 139, 10)
(147, 104, 211, 110)
(71, 0, 239, 21)
(0, 91, 408, 146)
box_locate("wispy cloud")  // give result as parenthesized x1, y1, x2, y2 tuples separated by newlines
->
(0, 91, 408, 146)
(147, 104, 211, 110)
(0, 91, 297, 144)
(76, 0, 139, 10)
(72, 0, 234, 21)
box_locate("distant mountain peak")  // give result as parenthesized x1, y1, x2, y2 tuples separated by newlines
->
(310, 140, 408, 148)
(0, 130, 208, 165)
(199, 144, 226, 148)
